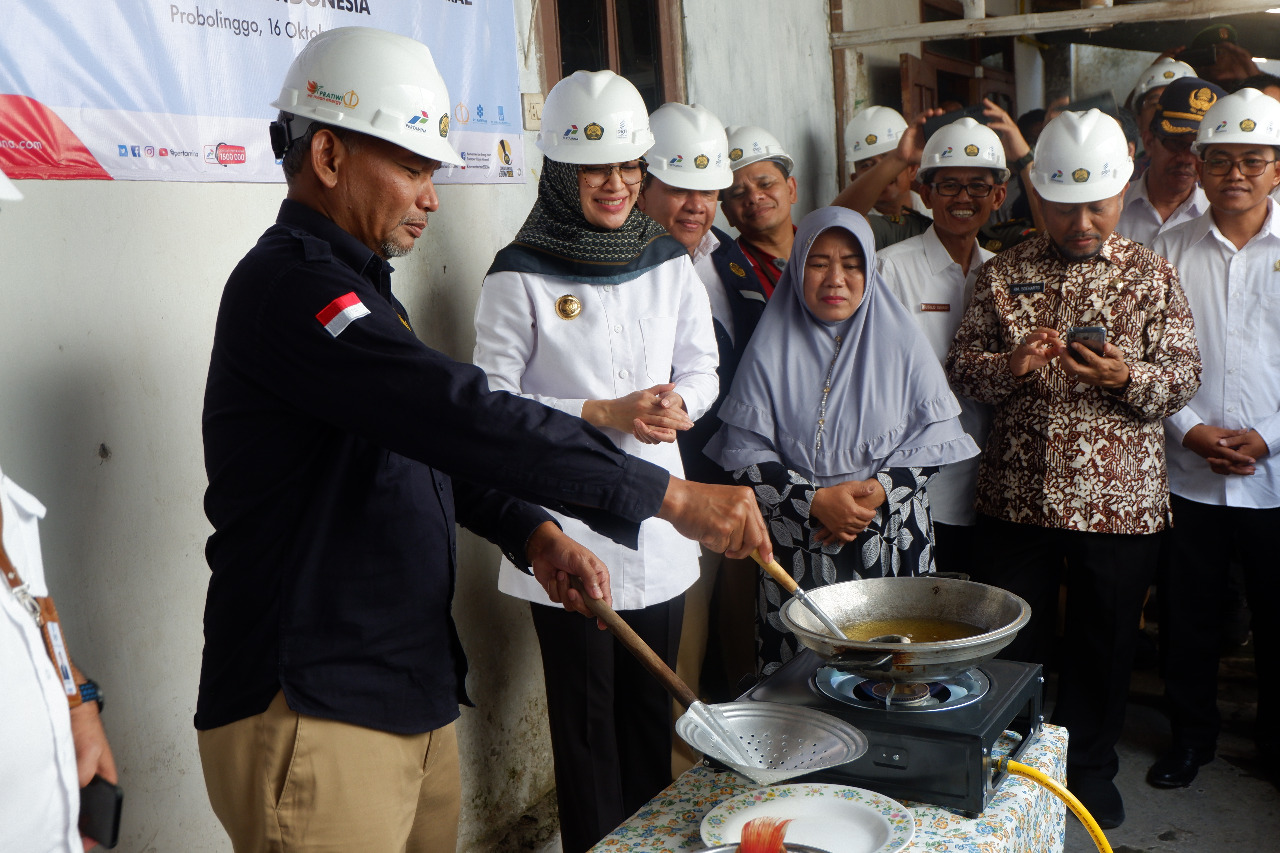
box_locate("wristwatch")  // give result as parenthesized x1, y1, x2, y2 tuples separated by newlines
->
(1010, 151, 1034, 173)
(78, 678, 104, 713)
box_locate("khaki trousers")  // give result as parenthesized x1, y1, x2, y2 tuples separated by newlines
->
(198, 691, 460, 853)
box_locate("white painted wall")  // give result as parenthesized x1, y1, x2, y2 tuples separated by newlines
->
(0, 1, 846, 850)
(683, 0, 839, 231)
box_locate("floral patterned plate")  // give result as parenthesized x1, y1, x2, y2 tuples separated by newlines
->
(700, 783, 914, 853)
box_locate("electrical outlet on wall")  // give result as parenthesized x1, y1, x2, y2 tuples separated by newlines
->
(522, 93, 544, 131)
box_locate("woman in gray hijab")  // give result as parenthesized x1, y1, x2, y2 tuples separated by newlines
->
(706, 206, 978, 675)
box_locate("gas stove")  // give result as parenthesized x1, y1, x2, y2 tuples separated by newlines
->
(738, 649, 1044, 817)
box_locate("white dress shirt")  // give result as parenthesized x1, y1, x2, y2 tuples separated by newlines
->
(0, 467, 81, 853)
(878, 225, 993, 525)
(1156, 200, 1280, 508)
(1116, 173, 1209, 248)
(474, 254, 719, 610)
(690, 229, 736, 344)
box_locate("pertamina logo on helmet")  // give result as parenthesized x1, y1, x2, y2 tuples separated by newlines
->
(306, 81, 358, 109)
(406, 111, 431, 134)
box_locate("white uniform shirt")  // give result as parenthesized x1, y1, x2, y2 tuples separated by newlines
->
(1116, 173, 1209, 247)
(878, 226, 993, 525)
(474, 254, 719, 610)
(690, 229, 736, 344)
(1156, 201, 1280, 508)
(0, 468, 80, 853)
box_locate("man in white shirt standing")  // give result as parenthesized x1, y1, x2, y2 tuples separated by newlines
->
(637, 103, 767, 703)
(1117, 77, 1224, 246)
(1149, 87, 1280, 789)
(879, 118, 1007, 576)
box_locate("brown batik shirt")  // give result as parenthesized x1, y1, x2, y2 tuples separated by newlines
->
(945, 232, 1200, 535)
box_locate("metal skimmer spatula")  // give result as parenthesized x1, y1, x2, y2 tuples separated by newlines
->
(577, 583, 867, 787)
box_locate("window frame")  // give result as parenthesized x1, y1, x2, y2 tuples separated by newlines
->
(537, 0, 686, 106)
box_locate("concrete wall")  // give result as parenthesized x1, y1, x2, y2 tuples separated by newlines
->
(0, 1, 844, 850)
(684, 0, 838, 227)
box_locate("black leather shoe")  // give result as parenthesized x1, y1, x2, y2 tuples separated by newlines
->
(1146, 746, 1214, 789)
(1069, 775, 1124, 830)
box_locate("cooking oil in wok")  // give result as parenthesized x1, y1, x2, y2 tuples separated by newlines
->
(840, 617, 985, 644)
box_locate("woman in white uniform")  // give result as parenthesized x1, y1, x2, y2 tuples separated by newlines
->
(472, 71, 717, 853)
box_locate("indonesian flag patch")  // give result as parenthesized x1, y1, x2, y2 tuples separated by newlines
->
(316, 292, 371, 338)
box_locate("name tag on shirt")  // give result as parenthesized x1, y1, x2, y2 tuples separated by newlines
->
(920, 303, 950, 312)
(1009, 282, 1044, 295)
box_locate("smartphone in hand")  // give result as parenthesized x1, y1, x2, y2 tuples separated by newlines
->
(1065, 326, 1106, 361)
(79, 774, 123, 849)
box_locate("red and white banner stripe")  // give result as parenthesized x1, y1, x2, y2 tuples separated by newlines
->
(316, 292, 371, 338)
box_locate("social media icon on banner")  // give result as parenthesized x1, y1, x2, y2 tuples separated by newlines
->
(118, 145, 129, 157)
(145, 146, 155, 157)
(130, 146, 141, 157)
(498, 106, 504, 122)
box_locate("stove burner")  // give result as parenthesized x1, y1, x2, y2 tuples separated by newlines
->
(860, 680, 932, 706)
(815, 666, 990, 712)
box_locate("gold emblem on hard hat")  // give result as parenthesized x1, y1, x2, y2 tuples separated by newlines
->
(1072, 168, 1090, 183)
(694, 154, 709, 169)
(1241, 118, 1258, 132)
(1163, 70, 1175, 79)
(584, 123, 604, 141)
(555, 295, 582, 320)
(865, 134, 878, 145)
(1273, 259, 1280, 272)
(1190, 88, 1217, 113)
(729, 262, 747, 278)
(964, 144, 979, 157)
(729, 147, 743, 161)
(439, 114, 450, 137)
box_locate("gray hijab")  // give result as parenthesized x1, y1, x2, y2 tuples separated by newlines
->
(706, 206, 977, 486)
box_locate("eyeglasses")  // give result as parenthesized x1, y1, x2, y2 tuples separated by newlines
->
(579, 161, 647, 188)
(929, 180, 996, 198)
(1202, 156, 1277, 177)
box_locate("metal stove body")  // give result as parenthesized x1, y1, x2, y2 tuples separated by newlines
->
(739, 649, 1044, 817)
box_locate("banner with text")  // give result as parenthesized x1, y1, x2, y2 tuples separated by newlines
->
(0, 0, 525, 184)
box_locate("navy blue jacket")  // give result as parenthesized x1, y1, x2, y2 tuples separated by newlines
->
(677, 227, 769, 485)
(197, 200, 668, 734)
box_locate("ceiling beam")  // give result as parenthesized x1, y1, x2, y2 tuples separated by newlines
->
(832, 0, 1280, 48)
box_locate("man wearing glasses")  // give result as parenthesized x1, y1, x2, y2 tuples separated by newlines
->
(1117, 77, 1226, 246)
(1148, 87, 1280, 791)
(877, 118, 1008, 576)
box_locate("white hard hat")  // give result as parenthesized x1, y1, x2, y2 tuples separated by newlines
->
(845, 106, 907, 161)
(536, 70, 654, 165)
(1030, 110, 1133, 204)
(270, 26, 462, 166)
(919, 117, 1009, 183)
(0, 165, 21, 202)
(725, 125, 795, 175)
(1194, 87, 1280, 153)
(1130, 58, 1196, 106)
(645, 103, 732, 191)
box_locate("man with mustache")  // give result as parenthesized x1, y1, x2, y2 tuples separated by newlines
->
(946, 109, 1201, 829)
(196, 28, 768, 853)
(1116, 77, 1226, 246)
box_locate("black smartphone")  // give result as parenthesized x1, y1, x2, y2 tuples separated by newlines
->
(79, 774, 123, 849)
(1066, 326, 1106, 361)
(921, 104, 993, 141)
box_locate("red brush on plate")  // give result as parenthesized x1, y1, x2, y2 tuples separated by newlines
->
(738, 816, 793, 853)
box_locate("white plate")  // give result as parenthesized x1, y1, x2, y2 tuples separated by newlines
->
(700, 783, 914, 853)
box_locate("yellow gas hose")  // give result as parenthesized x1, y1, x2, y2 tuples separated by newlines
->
(995, 757, 1113, 853)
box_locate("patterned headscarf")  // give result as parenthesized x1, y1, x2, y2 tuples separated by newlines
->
(488, 160, 682, 283)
